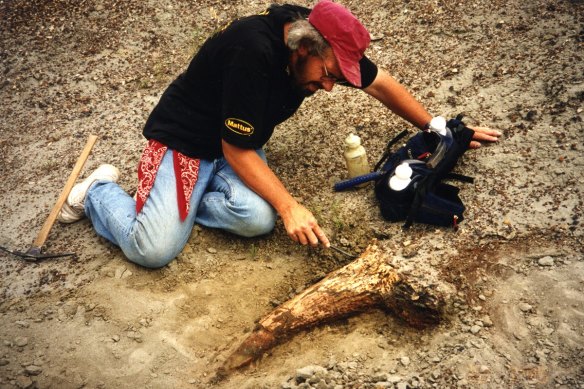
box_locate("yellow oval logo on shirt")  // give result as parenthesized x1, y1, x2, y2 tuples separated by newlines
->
(225, 118, 254, 136)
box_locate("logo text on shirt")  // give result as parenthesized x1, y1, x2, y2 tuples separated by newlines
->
(225, 118, 254, 136)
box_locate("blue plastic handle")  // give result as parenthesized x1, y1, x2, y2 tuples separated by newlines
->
(334, 172, 383, 191)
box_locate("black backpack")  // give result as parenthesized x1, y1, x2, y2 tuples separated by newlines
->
(334, 115, 475, 229)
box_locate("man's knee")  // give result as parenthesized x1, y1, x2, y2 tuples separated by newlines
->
(124, 246, 177, 269)
(122, 234, 185, 269)
(237, 203, 277, 237)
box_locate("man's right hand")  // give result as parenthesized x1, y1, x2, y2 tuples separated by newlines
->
(222, 141, 330, 249)
(281, 202, 330, 248)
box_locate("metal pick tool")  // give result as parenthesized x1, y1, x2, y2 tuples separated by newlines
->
(329, 244, 357, 259)
(0, 135, 97, 262)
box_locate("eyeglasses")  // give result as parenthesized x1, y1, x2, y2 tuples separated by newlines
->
(321, 59, 347, 85)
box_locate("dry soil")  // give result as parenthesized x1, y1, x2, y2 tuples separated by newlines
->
(0, 1, 583, 388)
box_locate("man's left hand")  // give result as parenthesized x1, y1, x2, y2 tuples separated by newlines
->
(468, 126, 502, 149)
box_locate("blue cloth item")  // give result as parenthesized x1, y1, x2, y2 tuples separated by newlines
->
(84, 149, 276, 268)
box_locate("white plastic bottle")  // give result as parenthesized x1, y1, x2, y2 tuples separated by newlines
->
(343, 133, 370, 184)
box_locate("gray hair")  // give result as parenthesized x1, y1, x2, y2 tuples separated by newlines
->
(287, 18, 330, 57)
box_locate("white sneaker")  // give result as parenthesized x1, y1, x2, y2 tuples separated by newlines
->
(58, 164, 120, 223)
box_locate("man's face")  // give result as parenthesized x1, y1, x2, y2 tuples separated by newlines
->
(289, 47, 345, 97)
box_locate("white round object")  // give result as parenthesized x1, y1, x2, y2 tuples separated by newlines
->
(344, 133, 361, 148)
(394, 162, 412, 179)
(429, 116, 447, 135)
(389, 163, 412, 191)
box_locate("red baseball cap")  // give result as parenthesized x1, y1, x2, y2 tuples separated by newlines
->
(308, 0, 370, 87)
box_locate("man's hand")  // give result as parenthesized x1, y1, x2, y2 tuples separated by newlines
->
(468, 126, 502, 149)
(281, 202, 330, 248)
(221, 141, 330, 249)
(364, 70, 503, 150)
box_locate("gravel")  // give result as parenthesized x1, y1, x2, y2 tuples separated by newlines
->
(0, 0, 583, 388)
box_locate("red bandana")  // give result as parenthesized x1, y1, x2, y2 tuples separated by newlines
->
(136, 140, 200, 221)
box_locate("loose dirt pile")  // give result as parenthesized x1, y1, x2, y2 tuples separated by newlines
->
(1, 0, 583, 388)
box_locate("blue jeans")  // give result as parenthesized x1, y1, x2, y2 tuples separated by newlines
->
(84, 150, 276, 268)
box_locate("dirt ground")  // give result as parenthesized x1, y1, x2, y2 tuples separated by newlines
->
(1, 0, 583, 388)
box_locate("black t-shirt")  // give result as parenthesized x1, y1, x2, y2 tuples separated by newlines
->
(143, 4, 378, 160)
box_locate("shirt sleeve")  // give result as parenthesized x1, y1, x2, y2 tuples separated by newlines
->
(340, 56, 378, 89)
(220, 46, 271, 150)
(359, 55, 378, 88)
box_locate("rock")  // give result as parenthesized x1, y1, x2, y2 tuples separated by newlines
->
(281, 380, 295, 389)
(114, 266, 127, 279)
(470, 325, 481, 334)
(15, 375, 34, 389)
(470, 340, 483, 349)
(15, 320, 29, 328)
(387, 375, 403, 384)
(518, 302, 533, 312)
(126, 331, 142, 343)
(57, 308, 68, 321)
(24, 365, 42, 376)
(535, 349, 547, 362)
(482, 316, 494, 327)
(400, 356, 411, 367)
(62, 301, 78, 317)
(542, 327, 554, 336)
(479, 365, 490, 373)
(0, 358, 9, 366)
(207, 247, 218, 254)
(372, 373, 388, 382)
(296, 365, 326, 381)
(538, 256, 554, 266)
(112, 335, 120, 342)
(15, 337, 28, 347)
(402, 246, 418, 258)
(99, 267, 114, 278)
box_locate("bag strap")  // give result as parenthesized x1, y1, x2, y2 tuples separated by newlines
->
(403, 175, 435, 229)
(445, 172, 474, 183)
(373, 129, 409, 172)
(402, 172, 473, 229)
